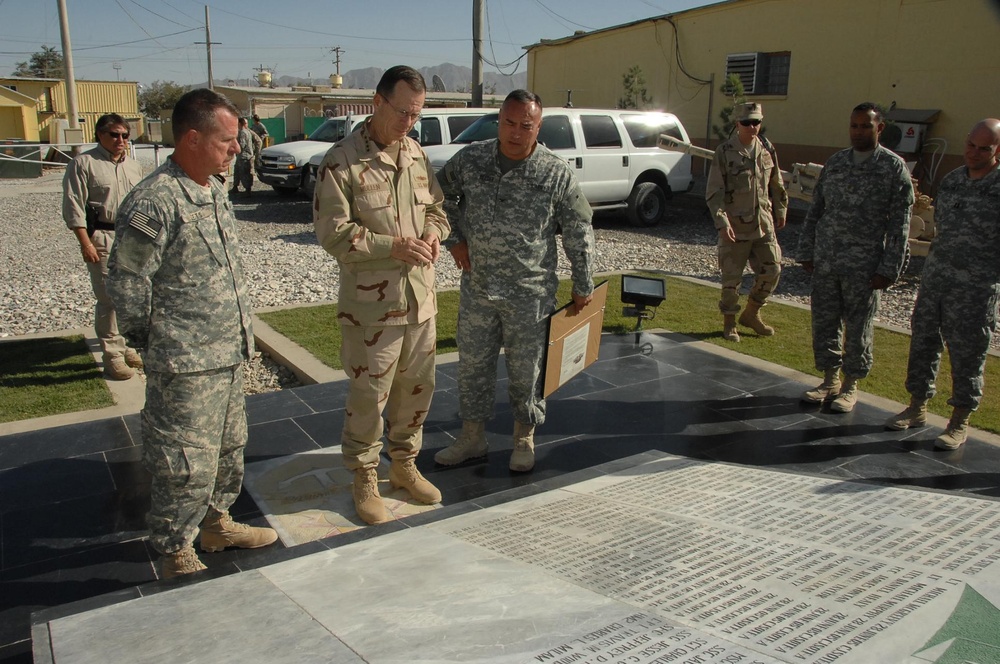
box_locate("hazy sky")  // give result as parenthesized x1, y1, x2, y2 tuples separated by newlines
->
(0, 0, 715, 85)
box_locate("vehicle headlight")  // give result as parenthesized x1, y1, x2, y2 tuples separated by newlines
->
(275, 156, 295, 164)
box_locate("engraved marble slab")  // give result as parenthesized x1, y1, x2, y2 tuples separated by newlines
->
(242, 446, 439, 546)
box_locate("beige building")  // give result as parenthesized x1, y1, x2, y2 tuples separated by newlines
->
(0, 85, 40, 141)
(526, 0, 1000, 189)
(0, 77, 143, 144)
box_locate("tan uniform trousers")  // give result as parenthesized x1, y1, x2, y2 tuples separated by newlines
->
(717, 232, 782, 315)
(340, 319, 436, 470)
(86, 229, 127, 359)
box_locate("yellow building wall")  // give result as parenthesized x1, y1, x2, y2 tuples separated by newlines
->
(527, 0, 1000, 183)
(0, 78, 142, 142)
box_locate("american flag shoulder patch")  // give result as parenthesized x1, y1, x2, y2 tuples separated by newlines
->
(128, 211, 162, 239)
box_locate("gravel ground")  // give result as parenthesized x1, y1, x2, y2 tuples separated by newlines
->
(0, 155, 970, 391)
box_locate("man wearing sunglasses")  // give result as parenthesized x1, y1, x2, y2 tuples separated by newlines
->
(706, 102, 788, 343)
(797, 102, 913, 413)
(63, 114, 145, 380)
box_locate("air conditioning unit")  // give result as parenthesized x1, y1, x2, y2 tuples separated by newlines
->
(895, 122, 926, 153)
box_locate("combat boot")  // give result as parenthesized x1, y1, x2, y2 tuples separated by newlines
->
(738, 299, 775, 336)
(885, 397, 928, 431)
(160, 546, 207, 579)
(802, 367, 841, 404)
(123, 347, 144, 370)
(434, 421, 488, 465)
(722, 315, 740, 342)
(935, 408, 973, 450)
(105, 355, 134, 381)
(200, 510, 277, 552)
(509, 421, 536, 472)
(389, 458, 442, 504)
(830, 377, 859, 413)
(353, 467, 390, 525)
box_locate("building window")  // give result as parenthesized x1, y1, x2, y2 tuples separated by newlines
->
(726, 52, 790, 96)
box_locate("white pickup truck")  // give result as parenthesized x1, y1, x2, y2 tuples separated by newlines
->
(421, 108, 695, 226)
(264, 108, 488, 197)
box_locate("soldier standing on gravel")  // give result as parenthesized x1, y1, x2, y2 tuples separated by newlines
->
(62, 113, 144, 380)
(886, 118, 1000, 449)
(797, 102, 913, 413)
(706, 102, 788, 343)
(231, 117, 261, 197)
(107, 89, 277, 579)
(434, 89, 595, 473)
(313, 65, 449, 525)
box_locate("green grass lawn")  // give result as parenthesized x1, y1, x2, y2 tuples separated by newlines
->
(0, 335, 114, 423)
(261, 273, 1000, 434)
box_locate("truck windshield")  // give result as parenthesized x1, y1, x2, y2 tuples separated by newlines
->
(309, 119, 347, 142)
(452, 114, 500, 144)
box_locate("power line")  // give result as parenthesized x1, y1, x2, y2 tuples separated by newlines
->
(127, 0, 194, 29)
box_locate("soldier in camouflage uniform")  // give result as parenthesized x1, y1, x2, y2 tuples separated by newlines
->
(706, 102, 788, 342)
(434, 90, 595, 473)
(107, 89, 277, 579)
(797, 102, 914, 413)
(886, 118, 1000, 449)
(231, 117, 261, 196)
(313, 66, 449, 525)
(62, 114, 144, 380)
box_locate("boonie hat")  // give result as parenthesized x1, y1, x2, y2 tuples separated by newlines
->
(736, 102, 763, 121)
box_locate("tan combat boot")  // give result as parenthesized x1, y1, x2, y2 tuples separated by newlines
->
(160, 546, 207, 579)
(830, 377, 859, 413)
(510, 421, 536, 472)
(722, 315, 740, 342)
(353, 467, 390, 525)
(885, 397, 928, 431)
(434, 421, 488, 465)
(389, 458, 442, 504)
(123, 347, 144, 369)
(105, 355, 134, 380)
(200, 510, 278, 552)
(935, 408, 973, 450)
(738, 299, 775, 336)
(802, 367, 841, 404)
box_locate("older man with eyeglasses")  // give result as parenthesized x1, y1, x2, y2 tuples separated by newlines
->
(706, 102, 788, 343)
(63, 113, 145, 379)
(313, 65, 449, 525)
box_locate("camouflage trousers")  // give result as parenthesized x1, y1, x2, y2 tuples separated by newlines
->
(457, 288, 552, 426)
(809, 271, 881, 380)
(340, 320, 436, 470)
(142, 365, 247, 555)
(233, 158, 253, 192)
(85, 229, 127, 359)
(717, 232, 781, 315)
(906, 282, 1000, 410)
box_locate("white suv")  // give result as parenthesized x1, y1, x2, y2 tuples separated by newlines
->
(423, 108, 694, 226)
(288, 108, 489, 197)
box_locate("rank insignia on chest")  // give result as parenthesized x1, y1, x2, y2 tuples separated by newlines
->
(128, 210, 162, 239)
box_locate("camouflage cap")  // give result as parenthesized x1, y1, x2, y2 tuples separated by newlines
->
(736, 102, 763, 122)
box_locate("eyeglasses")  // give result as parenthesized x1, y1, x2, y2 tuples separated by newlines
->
(105, 131, 130, 139)
(383, 99, 421, 123)
(739, 120, 761, 127)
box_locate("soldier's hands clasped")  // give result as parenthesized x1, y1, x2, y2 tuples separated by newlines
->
(391, 236, 435, 267)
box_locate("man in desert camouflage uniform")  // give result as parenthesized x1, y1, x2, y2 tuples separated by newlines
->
(797, 102, 914, 413)
(886, 118, 1000, 450)
(62, 113, 145, 380)
(706, 102, 788, 342)
(108, 89, 276, 579)
(231, 116, 261, 196)
(313, 66, 449, 525)
(434, 89, 595, 473)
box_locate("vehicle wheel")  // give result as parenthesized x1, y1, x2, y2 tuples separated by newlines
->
(626, 182, 667, 227)
(273, 185, 298, 197)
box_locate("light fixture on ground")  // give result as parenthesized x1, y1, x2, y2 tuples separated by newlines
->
(621, 274, 666, 342)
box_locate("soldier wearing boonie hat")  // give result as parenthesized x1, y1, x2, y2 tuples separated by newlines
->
(706, 101, 788, 343)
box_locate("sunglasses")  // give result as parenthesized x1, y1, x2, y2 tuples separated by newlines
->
(739, 120, 761, 127)
(105, 131, 130, 139)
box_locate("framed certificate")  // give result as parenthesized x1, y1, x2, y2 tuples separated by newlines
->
(542, 281, 608, 397)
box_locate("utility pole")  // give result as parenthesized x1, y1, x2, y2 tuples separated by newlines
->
(471, 0, 484, 107)
(113, 62, 121, 81)
(56, 0, 80, 131)
(330, 47, 345, 76)
(194, 6, 219, 90)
